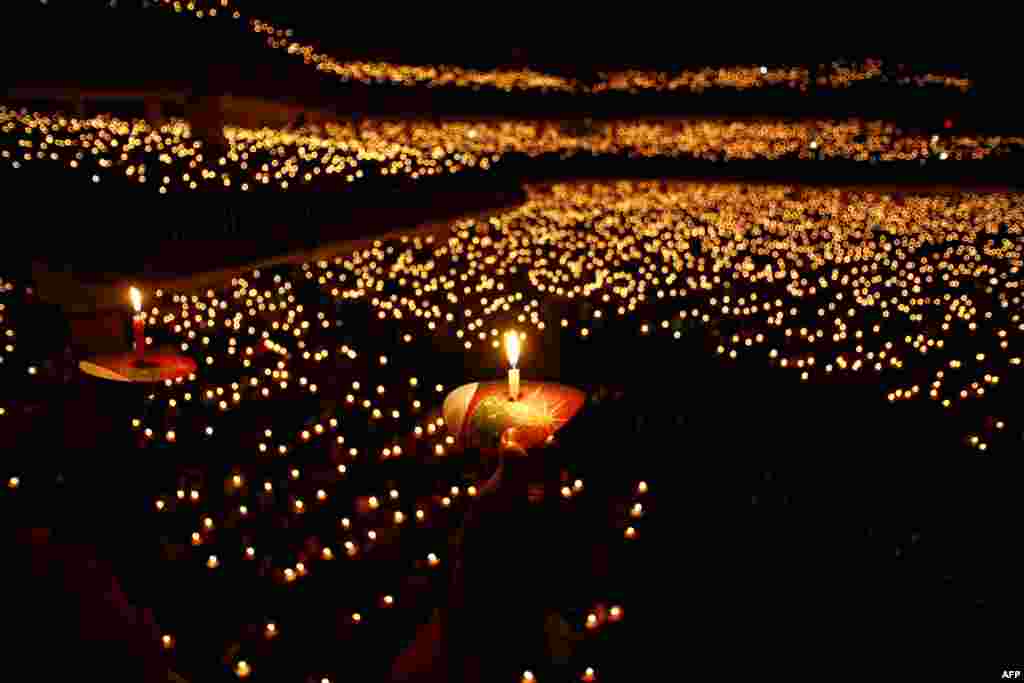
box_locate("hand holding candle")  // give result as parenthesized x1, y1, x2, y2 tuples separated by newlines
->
(505, 330, 520, 401)
(130, 286, 146, 364)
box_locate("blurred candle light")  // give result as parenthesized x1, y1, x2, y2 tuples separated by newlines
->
(505, 331, 521, 400)
(130, 287, 146, 364)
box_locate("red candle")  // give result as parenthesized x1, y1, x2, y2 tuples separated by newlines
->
(130, 287, 145, 363)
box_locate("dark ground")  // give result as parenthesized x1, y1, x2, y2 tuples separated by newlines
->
(2, 252, 1021, 680)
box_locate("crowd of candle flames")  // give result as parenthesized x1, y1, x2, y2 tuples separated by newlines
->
(152, 1, 971, 94)
(4, 105, 1022, 195)
(3, 179, 1023, 680)
(3, 5, 1013, 679)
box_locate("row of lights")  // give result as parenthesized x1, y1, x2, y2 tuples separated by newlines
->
(5, 106, 1021, 199)
(147, 5, 973, 95)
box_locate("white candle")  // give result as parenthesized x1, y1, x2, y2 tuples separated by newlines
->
(505, 331, 521, 400)
(130, 286, 142, 315)
(130, 287, 146, 362)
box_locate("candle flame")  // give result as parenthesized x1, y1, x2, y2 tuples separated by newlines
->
(504, 331, 520, 368)
(130, 287, 142, 313)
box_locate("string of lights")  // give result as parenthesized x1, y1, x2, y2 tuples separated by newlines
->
(146, 1, 972, 94)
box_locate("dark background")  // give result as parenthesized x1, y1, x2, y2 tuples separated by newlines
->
(3, 5, 1024, 680)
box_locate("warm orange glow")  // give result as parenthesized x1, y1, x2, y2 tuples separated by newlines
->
(130, 287, 142, 313)
(505, 330, 520, 368)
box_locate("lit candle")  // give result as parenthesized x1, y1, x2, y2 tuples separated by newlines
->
(130, 287, 145, 364)
(505, 331, 521, 401)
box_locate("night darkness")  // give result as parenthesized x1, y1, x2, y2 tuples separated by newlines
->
(3, 5, 1024, 683)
